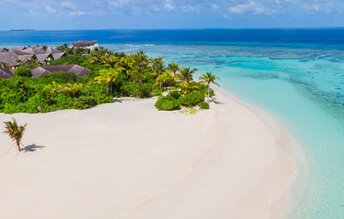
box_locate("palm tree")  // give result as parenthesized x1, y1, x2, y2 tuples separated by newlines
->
(3, 118, 27, 152)
(133, 51, 149, 69)
(178, 67, 197, 83)
(104, 54, 119, 68)
(199, 72, 220, 102)
(156, 70, 176, 90)
(151, 58, 165, 77)
(167, 62, 179, 75)
(94, 68, 120, 95)
(116, 56, 134, 76)
(128, 66, 145, 84)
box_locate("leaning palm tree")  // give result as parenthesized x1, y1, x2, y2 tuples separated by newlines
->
(199, 72, 220, 102)
(3, 118, 27, 152)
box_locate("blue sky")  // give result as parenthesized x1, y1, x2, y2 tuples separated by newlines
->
(1, 0, 344, 30)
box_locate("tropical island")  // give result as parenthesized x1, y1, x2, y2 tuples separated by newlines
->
(0, 42, 217, 114)
(0, 41, 298, 219)
(9, 29, 35, 32)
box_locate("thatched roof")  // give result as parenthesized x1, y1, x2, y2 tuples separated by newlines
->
(72, 40, 97, 47)
(33, 46, 50, 54)
(10, 49, 31, 56)
(31, 64, 89, 78)
(0, 68, 13, 78)
(51, 50, 65, 60)
(35, 53, 52, 63)
(0, 51, 19, 66)
(0, 46, 65, 67)
(21, 48, 35, 55)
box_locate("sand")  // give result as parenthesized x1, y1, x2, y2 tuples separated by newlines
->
(0, 88, 297, 219)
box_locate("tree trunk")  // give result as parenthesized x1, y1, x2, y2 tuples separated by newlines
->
(207, 83, 210, 103)
(16, 141, 21, 152)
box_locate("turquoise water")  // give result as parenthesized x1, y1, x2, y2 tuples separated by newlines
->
(108, 44, 344, 218)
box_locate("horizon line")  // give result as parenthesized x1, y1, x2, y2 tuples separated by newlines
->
(3, 26, 344, 32)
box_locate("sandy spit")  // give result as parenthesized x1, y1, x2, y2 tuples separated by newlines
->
(0, 89, 298, 219)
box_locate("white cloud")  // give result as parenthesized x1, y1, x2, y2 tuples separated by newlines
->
(181, 5, 199, 12)
(303, 1, 333, 13)
(1, 0, 342, 19)
(45, 5, 57, 13)
(164, 0, 175, 11)
(229, 1, 268, 14)
(67, 10, 93, 16)
(61, 1, 77, 10)
(107, 0, 130, 7)
(211, 4, 219, 11)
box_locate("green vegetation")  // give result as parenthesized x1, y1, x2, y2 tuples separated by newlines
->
(14, 66, 32, 77)
(0, 46, 219, 113)
(3, 118, 27, 152)
(199, 102, 210, 109)
(155, 95, 181, 111)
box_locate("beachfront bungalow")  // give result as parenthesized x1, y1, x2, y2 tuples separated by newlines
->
(31, 64, 89, 78)
(11, 49, 35, 63)
(0, 68, 13, 78)
(0, 46, 65, 67)
(0, 51, 20, 68)
(51, 48, 65, 60)
(72, 40, 99, 50)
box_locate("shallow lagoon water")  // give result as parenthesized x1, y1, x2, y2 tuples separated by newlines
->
(108, 44, 344, 218)
(1, 29, 344, 218)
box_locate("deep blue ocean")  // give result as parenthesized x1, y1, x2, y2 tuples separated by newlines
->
(1, 29, 344, 218)
(2, 29, 344, 48)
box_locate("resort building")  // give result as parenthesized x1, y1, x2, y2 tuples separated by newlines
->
(0, 51, 19, 68)
(72, 40, 99, 50)
(0, 46, 65, 68)
(31, 64, 89, 78)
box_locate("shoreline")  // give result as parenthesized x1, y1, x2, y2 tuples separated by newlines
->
(0, 88, 303, 219)
(214, 87, 309, 219)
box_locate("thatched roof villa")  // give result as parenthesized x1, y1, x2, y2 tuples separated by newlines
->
(31, 65, 89, 78)
(72, 40, 99, 50)
(0, 51, 20, 67)
(0, 46, 65, 67)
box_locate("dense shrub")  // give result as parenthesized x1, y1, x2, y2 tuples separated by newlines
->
(137, 83, 153, 98)
(14, 66, 32, 77)
(0, 75, 113, 113)
(154, 90, 208, 111)
(155, 95, 180, 111)
(199, 102, 210, 109)
(120, 82, 156, 98)
(169, 90, 181, 99)
(179, 91, 205, 107)
(120, 81, 140, 97)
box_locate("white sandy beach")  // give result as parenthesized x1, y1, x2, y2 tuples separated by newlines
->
(0, 88, 297, 219)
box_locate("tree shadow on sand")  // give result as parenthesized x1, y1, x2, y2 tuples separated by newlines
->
(23, 144, 45, 153)
(213, 98, 225, 105)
